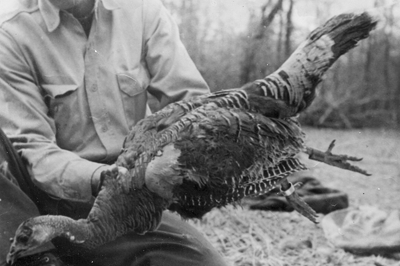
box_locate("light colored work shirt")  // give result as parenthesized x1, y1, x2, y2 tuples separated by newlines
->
(0, 0, 209, 202)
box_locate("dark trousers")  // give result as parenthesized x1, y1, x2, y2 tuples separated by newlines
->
(0, 129, 226, 266)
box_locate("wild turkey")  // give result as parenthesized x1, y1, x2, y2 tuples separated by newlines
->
(7, 13, 375, 264)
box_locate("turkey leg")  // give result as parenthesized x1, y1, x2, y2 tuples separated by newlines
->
(280, 179, 318, 223)
(306, 140, 371, 176)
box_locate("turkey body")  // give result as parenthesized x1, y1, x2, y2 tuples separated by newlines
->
(115, 11, 377, 219)
(86, 106, 305, 245)
(117, 92, 307, 219)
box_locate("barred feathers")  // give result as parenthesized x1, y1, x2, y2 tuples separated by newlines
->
(116, 13, 376, 220)
(169, 158, 307, 219)
(117, 87, 307, 219)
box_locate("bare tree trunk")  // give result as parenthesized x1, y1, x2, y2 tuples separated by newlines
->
(239, 9, 258, 84)
(277, 12, 284, 65)
(240, 0, 283, 83)
(383, 5, 397, 124)
(284, 0, 294, 58)
(255, 0, 283, 39)
(363, 36, 374, 112)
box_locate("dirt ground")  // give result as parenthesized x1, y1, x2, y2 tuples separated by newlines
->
(189, 127, 400, 266)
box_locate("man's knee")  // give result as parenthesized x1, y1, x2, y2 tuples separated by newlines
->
(0, 128, 38, 201)
(72, 212, 228, 266)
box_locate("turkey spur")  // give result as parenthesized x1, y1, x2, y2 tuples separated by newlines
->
(8, 12, 376, 264)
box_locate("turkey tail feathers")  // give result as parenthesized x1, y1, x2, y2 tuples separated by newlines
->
(311, 12, 377, 60)
(253, 12, 377, 114)
(180, 13, 377, 119)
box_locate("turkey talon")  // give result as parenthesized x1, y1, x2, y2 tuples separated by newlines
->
(327, 139, 336, 152)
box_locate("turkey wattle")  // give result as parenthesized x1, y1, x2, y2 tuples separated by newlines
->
(7, 12, 375, 265)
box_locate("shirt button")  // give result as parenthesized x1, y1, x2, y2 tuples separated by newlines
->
(101, 125, 108, 132)
(90, 84, 98, 92)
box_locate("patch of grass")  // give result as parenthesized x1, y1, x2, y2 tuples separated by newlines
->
(189, 127, 400, 266)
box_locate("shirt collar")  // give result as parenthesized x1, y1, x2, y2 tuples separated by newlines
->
(38, 0, 121, 32)
(102, 0, 121, 10)
(38, 0, 60, 32)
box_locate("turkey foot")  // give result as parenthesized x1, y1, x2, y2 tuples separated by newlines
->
(280, 179, 318, 223)
(306, 140, 371, 176)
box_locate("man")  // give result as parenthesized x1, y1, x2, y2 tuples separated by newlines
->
(0, 0, 227, 265)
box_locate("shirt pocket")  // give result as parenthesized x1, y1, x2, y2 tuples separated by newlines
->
(42, 84, 78, 113)
(42, 84, 79, 140)
(117, 71, 148, 129)
(42, 84, 78, 98)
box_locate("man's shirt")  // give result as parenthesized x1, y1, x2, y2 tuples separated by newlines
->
(0, 0, 209, 202)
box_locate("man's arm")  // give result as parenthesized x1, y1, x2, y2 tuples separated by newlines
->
(142, 0, 210, 109)
(0, 28, 105, 202)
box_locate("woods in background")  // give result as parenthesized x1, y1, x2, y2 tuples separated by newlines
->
(161, 0, 400, 128)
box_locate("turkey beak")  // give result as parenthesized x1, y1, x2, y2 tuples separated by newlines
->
(6, 243, 29, 265)
(6, 245, 20, 265)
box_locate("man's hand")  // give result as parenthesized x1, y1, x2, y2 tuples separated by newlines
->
(112, 165, 131, 194)
(91, 164, 130, 196)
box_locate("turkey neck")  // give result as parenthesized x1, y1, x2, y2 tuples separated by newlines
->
(34, 215, 90, 245)
(79, 179, 167, 249)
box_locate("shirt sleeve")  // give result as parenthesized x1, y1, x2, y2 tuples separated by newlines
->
(0, 28, 105, 202)
(142, 0, 210, 109)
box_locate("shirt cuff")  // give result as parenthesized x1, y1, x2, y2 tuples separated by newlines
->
(56, 160, 107, 202)
(91, 164, 110, 196)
